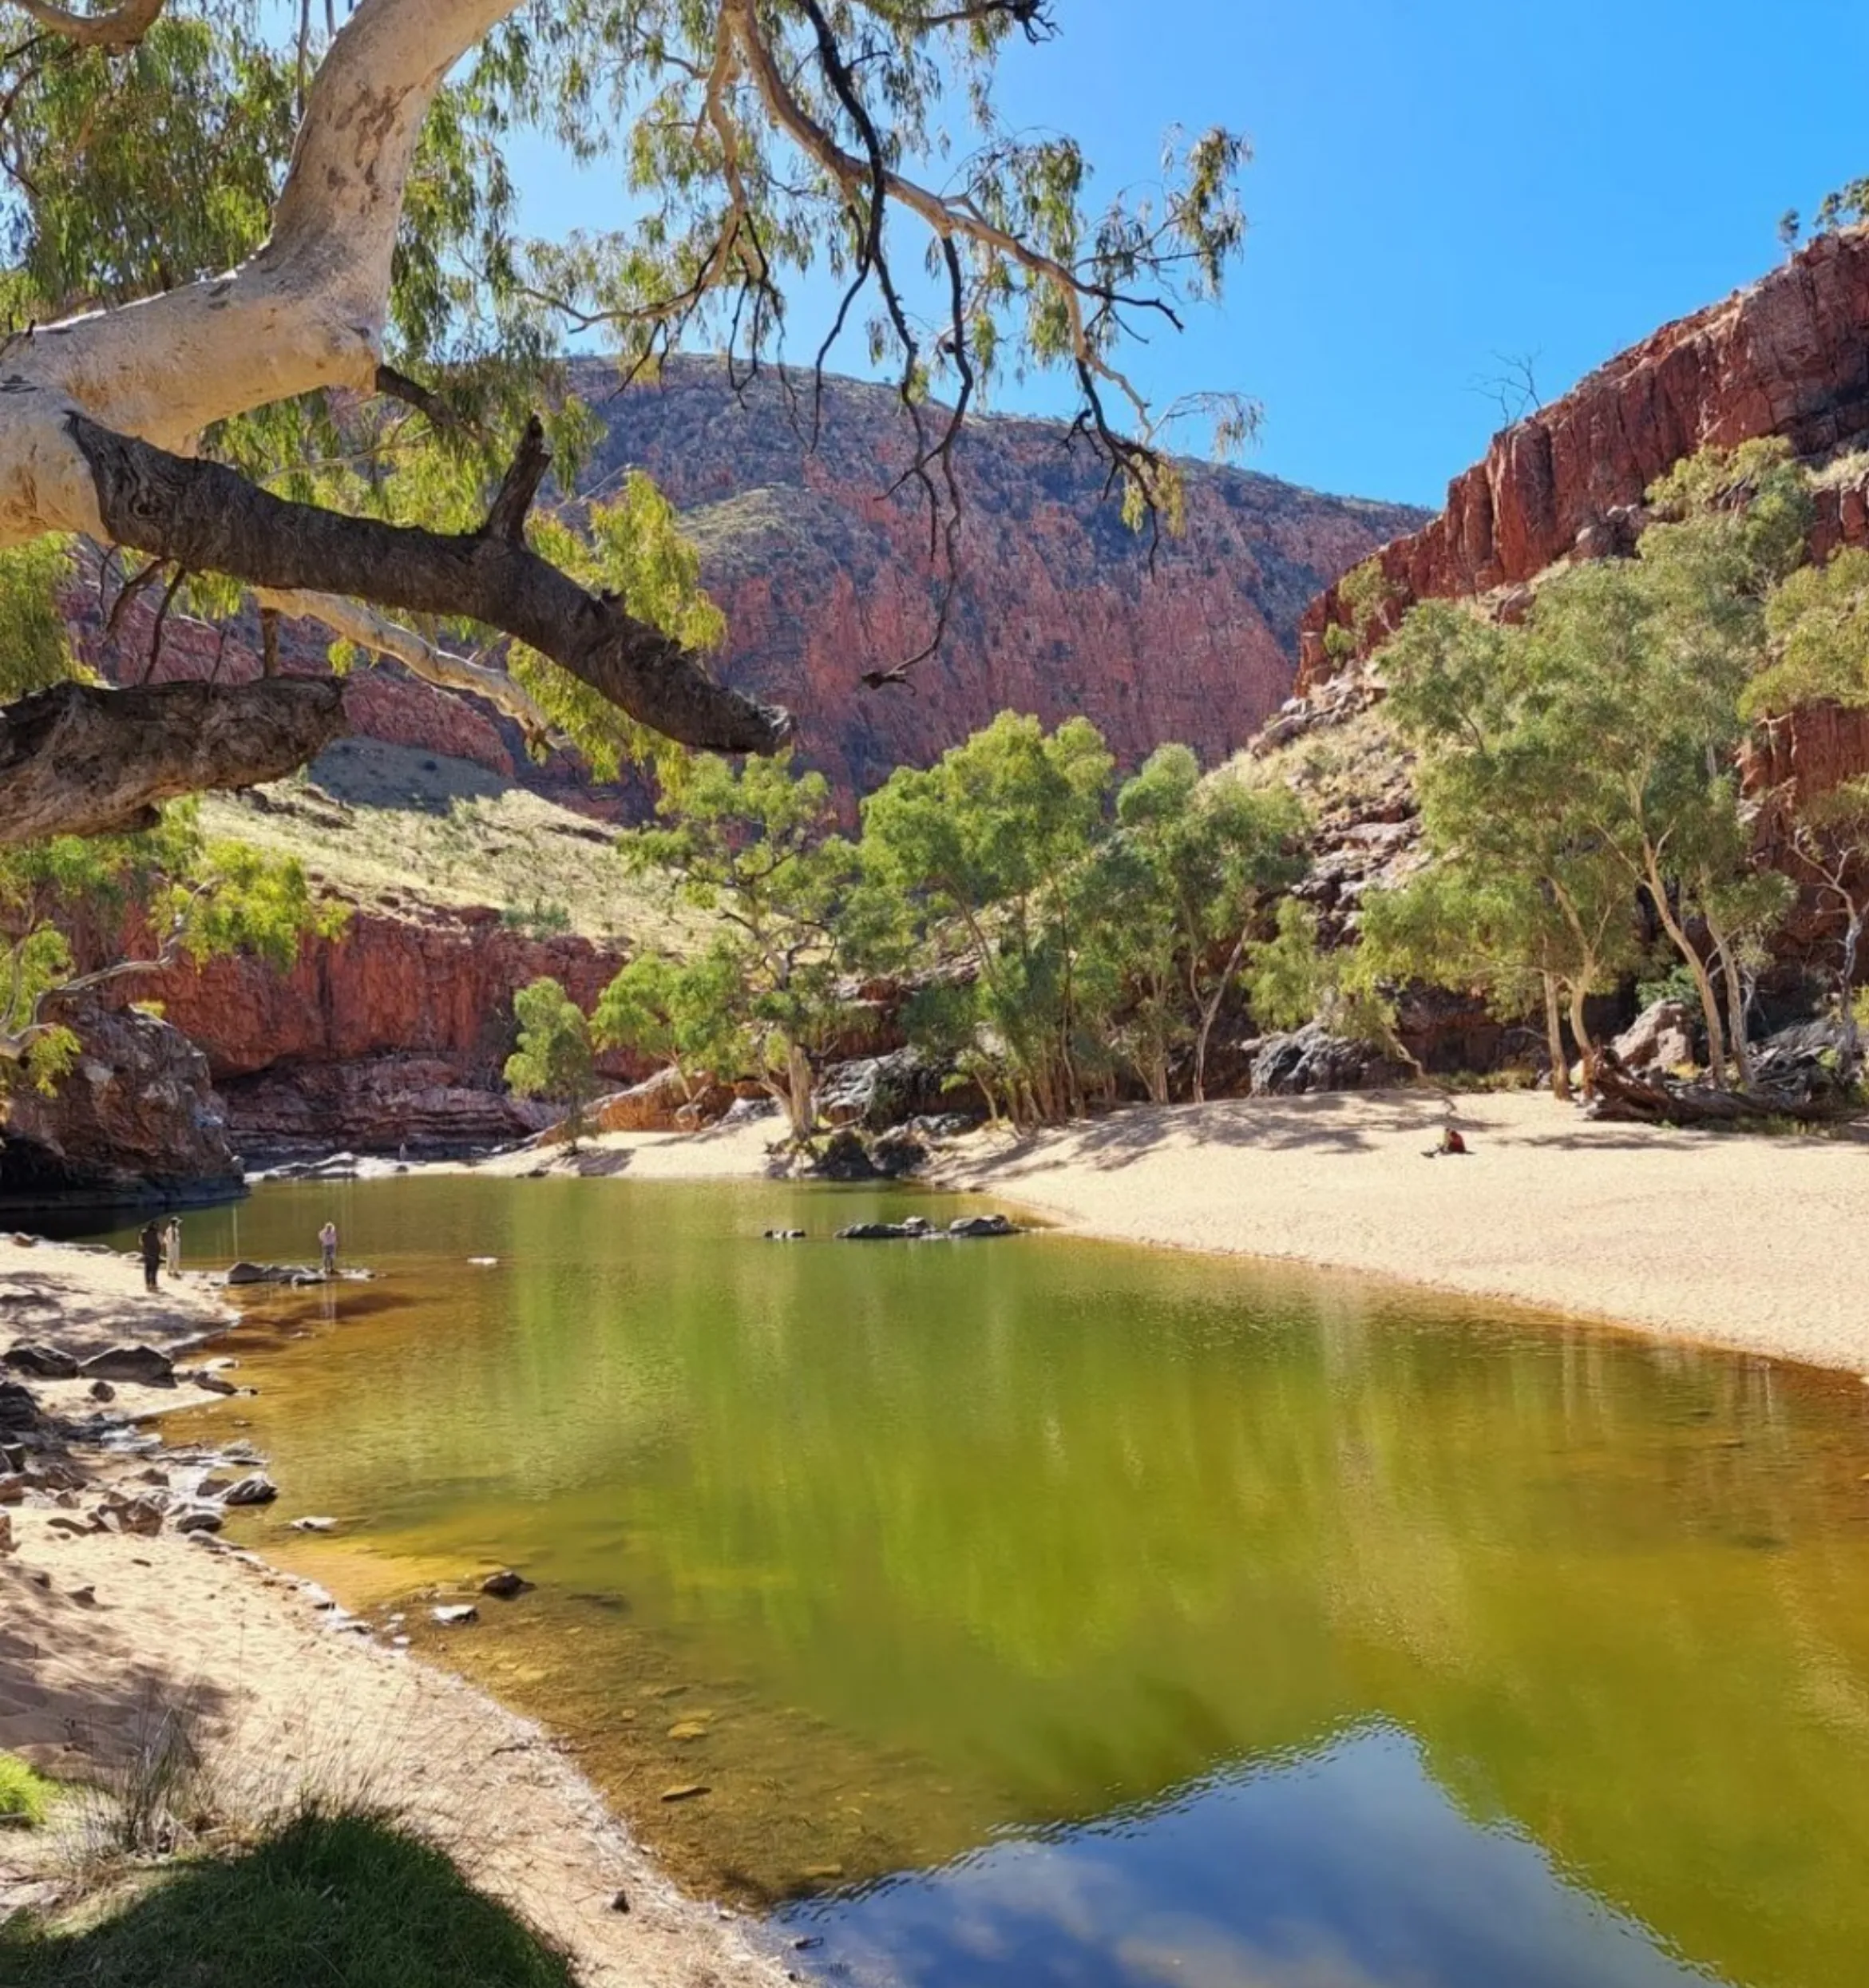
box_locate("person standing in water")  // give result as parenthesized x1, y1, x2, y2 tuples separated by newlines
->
(319, 1219, 339, 1277)
(137, 1219, 162, 1293)
(164, 1216, 182, 1279)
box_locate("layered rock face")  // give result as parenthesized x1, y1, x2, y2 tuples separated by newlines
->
(0, 1000, 242, 1211)
(576, 358, 1424, 799)
(1297, 228, 1869, 692)
(121, 905, 646, 1158)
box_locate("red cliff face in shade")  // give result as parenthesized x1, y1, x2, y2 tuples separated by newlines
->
(120, 904, 647, 1155)
(1297, 228, 1869, 692)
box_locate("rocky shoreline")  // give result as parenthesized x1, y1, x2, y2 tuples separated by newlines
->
(0, 1237, 789, 1987)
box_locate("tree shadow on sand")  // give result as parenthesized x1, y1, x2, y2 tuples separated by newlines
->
(0, 1807, 576, 1988)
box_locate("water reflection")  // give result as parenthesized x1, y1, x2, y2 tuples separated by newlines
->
(787, 1727, 1713, 1988)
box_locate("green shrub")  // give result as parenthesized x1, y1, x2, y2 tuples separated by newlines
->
(0, 1752, 54, 1825)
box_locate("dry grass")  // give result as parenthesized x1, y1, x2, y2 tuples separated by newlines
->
(1224, 703, 1413, 824)
(197, 741, 695, 948)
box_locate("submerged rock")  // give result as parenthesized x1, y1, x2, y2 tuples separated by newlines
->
(948, 1214, 1020, 1238)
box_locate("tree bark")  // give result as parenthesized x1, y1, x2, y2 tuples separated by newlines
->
(1566, 978, 1598, 1101)
(1542, 972, 1573, 1103)
(1644, 855, 1728, 1087)
(0, 679, 347, 845)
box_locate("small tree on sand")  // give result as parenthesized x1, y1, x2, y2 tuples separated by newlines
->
(505, 978, 596, 1151)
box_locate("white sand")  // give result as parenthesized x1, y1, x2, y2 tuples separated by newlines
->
(934, 1091, 1869, 1372)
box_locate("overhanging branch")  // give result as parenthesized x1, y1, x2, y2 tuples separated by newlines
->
(68, 412, 792, 755)
(0, 679, 348, 846)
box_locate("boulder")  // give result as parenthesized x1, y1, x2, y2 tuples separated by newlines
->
(1612, 1000, 1697, 1075)
(0, 1382, 42, 1428)
(2, 1344, 78, 1380)
(172, 1507, 224, 1535)
(221, 1473, 279, 1507)
(479, 1568, 532, 1599)
(1249, 1024, 1404, 1097)
(0, 996, 242, 1213)
(810, 1130, 880, 1182)
(100, 1495, 164, 1538)
(225, 1261, 296, 1286)
(817, 1047, 980, 1132)
(585, 1068, 735, 1136)
(870, 1133, 929, 1178)
(79, 1345, 175, 1387)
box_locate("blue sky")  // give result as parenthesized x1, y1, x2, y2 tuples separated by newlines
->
(513, 1, 1869, 511)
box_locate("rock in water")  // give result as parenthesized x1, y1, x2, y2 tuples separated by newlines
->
(658, 1783, 710, 1802)
(948, 1214, 1019, 1238)
(173, 1507, 224, 1534)
(2, 1344, 78, 1380)
(79, 1345, 175, 1386)
(221, 1473, 279, 1507)
(291, 1516, 337, 1533)
(479, 1568, 532, 1598)
(432, 1604, 478, 1627)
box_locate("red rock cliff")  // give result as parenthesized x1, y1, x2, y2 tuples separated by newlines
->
(1297, 228, 1869, 692)
(119, 904, 644, 1155)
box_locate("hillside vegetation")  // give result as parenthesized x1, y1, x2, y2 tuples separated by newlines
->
(196, 742, 686, 947)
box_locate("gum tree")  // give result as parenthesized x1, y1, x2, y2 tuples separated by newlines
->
(0, 0, 1250, 839)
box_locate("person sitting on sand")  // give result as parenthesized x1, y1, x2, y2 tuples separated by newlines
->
(1423, 1124, 1469, 1158)
(319, 1219, 339, 1277)
(164, 1216, 182, 1279)
(138, 1219, 163, 1293)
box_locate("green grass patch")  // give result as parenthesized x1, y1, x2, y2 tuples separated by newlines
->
(0, 1808, 576, 1988)
(0, 1752, 54, 1825)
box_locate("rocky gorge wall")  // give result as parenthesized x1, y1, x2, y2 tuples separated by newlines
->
(1296, 227, 1869, 692)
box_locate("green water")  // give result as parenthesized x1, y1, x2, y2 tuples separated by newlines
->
(131, 1176, 1869, 1988)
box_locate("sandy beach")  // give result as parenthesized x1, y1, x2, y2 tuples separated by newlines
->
(493, 1089, 1869, 1373)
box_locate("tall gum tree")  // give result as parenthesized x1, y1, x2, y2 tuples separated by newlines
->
(0, 0, 1250, 842)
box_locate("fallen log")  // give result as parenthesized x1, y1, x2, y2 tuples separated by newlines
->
(1586, 1048, 1851, 1128)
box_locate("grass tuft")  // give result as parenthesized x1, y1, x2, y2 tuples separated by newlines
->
(2, 1806, 577, 1988)
(0, 1752, 55, 1826)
